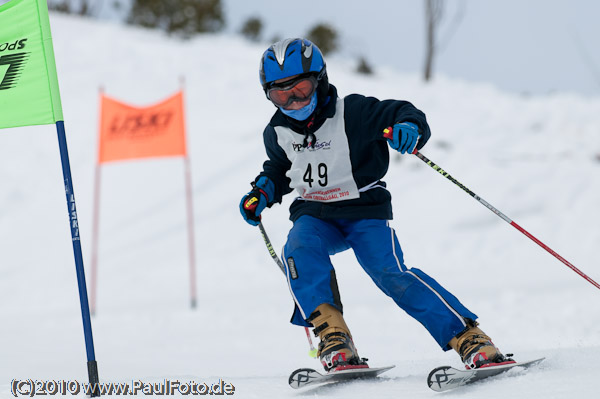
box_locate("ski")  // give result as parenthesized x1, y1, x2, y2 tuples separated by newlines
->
(289, 365, 395, 389)
(427, 357, 545, 392)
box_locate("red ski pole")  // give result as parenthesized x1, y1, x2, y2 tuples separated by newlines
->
(383, 127, 600, 291)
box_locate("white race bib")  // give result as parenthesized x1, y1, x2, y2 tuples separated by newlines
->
(275, 99, 359, 203)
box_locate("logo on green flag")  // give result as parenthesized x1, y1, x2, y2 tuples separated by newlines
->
(0, 52, 30, 90)
(0, 0, 63, 129)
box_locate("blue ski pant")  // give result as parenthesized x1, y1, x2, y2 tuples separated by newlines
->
(282, 216, 478, 350)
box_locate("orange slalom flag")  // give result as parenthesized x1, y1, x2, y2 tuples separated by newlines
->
(98, 91, 186, 163)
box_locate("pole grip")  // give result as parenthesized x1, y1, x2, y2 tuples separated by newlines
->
(383, 126, 419, 154)
(383, 126, 393, 140)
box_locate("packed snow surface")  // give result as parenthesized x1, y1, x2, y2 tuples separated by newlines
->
(0, 13, 599, 398)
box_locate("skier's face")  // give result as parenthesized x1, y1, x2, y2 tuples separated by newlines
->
(267, 74, 317, 110)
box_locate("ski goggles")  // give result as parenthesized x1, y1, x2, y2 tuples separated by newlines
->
(266, 76, 318, 108)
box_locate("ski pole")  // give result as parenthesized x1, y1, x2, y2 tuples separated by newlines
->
(383, 127, 600, 291)
(258, 221, 318, 357)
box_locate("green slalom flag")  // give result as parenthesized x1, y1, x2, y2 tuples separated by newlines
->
(0, 0, 63, 129)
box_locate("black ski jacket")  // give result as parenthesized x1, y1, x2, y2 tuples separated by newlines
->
(256, 84, 430, 222)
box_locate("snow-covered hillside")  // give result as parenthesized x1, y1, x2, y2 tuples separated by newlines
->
(0, 13, 599, 398)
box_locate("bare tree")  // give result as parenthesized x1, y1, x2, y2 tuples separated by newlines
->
(570, 29, 600, 91)
(423, 0, 464, 82)
(424, 0, 444, 82)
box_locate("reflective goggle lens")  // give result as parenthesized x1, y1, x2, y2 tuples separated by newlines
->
(267, 77, 317, 107)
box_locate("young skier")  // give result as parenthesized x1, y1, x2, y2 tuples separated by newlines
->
(239, 38, 515, 373)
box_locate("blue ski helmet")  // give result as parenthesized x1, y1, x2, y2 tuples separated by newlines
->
(259, 38, 328, 93)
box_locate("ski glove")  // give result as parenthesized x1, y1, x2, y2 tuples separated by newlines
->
(386, 122, 421, 154)
(239, 176, 275, 226)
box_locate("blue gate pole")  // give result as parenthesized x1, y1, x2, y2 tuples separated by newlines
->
(55, 121, 100, 396)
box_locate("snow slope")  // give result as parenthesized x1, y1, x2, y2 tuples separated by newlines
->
(0, 13, 599, 398)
